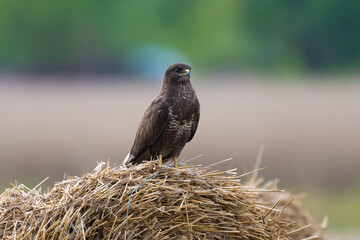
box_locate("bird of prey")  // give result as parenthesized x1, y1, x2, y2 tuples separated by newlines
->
(123, 63, 200, 167)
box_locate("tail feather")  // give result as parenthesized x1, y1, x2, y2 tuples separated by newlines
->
(123, 153, 134, 167)
(123, 148, 152, 167)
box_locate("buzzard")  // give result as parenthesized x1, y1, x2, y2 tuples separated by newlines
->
(123, 63, 200, 167)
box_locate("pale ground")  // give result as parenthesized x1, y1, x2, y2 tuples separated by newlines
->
(1, 76, 360, 237)
(1, 77, 359, 189)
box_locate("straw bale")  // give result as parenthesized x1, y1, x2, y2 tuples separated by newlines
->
(0, 161, 325, 239)
(254, 180, 326, 240)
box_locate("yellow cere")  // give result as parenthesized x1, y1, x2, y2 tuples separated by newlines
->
(179, 69, 190, 76)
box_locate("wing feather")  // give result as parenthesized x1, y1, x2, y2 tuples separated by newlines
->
(187, 98, 200, 142)
(125, 97, 169, 165)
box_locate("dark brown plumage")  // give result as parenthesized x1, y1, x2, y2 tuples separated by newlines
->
(123, 63, 200, 166)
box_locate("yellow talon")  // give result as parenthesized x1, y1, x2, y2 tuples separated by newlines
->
(159, 154, 162, 165)
(174, 157, 178, 168)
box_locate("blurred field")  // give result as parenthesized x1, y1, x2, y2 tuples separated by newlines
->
(1, 76, 360, 234)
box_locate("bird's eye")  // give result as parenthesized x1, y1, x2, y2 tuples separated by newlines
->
(174, 68, 181, 73)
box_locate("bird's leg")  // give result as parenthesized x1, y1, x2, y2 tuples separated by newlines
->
(174, 157, 178, 168)
(158, 154, 163, 165)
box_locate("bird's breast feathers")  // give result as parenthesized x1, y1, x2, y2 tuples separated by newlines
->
(167, 107, 195, 136)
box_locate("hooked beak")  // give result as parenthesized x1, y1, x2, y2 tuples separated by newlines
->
(179, 69, 191, 76)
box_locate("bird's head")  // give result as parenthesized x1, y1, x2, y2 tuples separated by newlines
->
(164, 63, 192, 84)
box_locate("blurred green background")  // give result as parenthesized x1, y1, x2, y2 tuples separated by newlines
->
(1, 1, 360, 239)
(0, 0, 359, 75)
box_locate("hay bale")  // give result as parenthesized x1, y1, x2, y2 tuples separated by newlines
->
(254, 180, 326, 240)
(0, 161, 324, 239)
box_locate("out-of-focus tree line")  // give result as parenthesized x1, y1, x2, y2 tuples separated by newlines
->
(0, 0, 359, 75)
